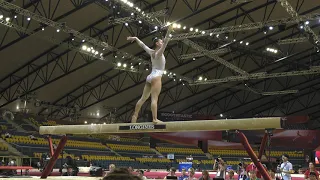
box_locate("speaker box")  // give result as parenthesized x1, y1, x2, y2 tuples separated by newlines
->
(89, 166, 103, 177)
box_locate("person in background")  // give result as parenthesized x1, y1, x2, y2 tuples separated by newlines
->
(199, 170, 211, 180)
(280, 154, 293, 180)
(179, 168, 189, 180)
(169, 167, 177, 176)
(188, 168, 197, 180)
(246, 170, 259, 180)
(213, 157, 226, 179)
(268, 170, 277, 180)
(304, 162, 319, 180)
(238, 163, 248, 180)
(128, 166, 134, 174)
(228, 170, 235, 180)
(109, 164, 116, 173)
(137, 170, 147, 180)
(103, 168, 142, 180)
(309, 172, 318, 180)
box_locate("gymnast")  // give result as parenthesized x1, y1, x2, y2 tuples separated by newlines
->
(127, 25, 173, 124)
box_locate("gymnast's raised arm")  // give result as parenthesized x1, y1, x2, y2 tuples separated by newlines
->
(127, 36, 153, 55)
(156, 25, 174, 55)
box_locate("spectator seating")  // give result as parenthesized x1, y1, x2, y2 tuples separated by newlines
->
(156, 146, 204, 155)
(0, 142, 8, 151)
(107, 144, 153, 153)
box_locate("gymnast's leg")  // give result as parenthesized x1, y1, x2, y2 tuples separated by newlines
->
(131, 83, 151, 123)
(150, 76, 162, 124)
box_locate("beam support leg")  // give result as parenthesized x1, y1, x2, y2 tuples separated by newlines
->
(258, 132, 268, 160)
(236, 131, 271, 180)
(41, 135, 67, 179)
(47, 135, 54, 157)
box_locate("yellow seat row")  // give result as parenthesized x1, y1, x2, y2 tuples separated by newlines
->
(209, 149, 303, 157)
(0, 125, 7, 130)
(34, 152, 75, 159)
(176, 159, 200, 164)
(81, 155, 134, 161)
(0, 143, 8, 151)
(156, 147, 204, 154)
(136, 158, 171, 163)
(107, 144, 153, 152)
(4, 135, 106, 149)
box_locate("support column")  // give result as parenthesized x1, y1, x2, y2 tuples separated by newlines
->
(258, 132, 268, 160)
(47, 136, 54, 157)
(236, 131, 271, 180)
(41, 135, 67, 179)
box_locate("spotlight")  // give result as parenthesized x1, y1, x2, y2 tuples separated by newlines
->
(27, 17, 31, 21)
(240, 41, 243, 44)
(14, 15, 17, 19)
(86, 48, 91, 52)
(216, 34, 219, 37)
(155, 26, 158, 30)
(189, 27, 194, 31)
(123, 63, 127, 68)
(0, 15, 3, 19)
(269, 26, 273, 30)
(72, 38, 75, 41)
(84, 121, 87, 124)
(201, 31, 205, 34)
(300, 25, 304, 29)
(131, 12, 134, 16)
(245, 42, 249, 46)
(138, 20, 142, 24)
(5, 17, 10, 22)
(192, 58, 196, 61)
(131, 65, 134, 69)
(81, 45, 87, 51)
(42, 27, 45, 31)
(183, 26, 187, 30)
(177, 24, 181, 29)
(82, 39, 85, 42)
(210, 33, 213, 36)
(164, 70, 167, 74)
(117, 62, 121, 67)
(220, 114, 223, 117)
(305, 21, 309, 25)
(198, 76, 203, 81)
(125, 23, 128, 26)
(204, 78, 207, 81)
(195, 29, 199, 32)
(233, 39, 236, 42)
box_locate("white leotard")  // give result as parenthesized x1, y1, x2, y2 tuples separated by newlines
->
(136, 35, 170, 83)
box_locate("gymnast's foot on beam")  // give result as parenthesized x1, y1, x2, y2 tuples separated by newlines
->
(131, 115, 137, 123)
(152, 119, 162, 124)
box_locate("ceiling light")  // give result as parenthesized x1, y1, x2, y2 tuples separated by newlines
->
(5, 17, 10, 22)
(240, 41, 243, 44)
(0, 15, 3, 19)
(269, 26, 273, 30)
(189, 27, 194, 31)
(220, 114, 223, 117)
(125, 23, 128, 26)
(198, 76, 203, 81)
(245, 42, 249, 46)
(27, 17, 31, 21)
(123, 63, 127, 68)
(81, 45, 87, 51)
(183, 26, 187, 30)
(14, 15, 17, 19)
(117, 62, 121, 67)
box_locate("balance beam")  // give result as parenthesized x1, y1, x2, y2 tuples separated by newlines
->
(39, 117, 281, 135)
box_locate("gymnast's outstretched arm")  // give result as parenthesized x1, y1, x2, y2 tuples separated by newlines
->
(156, 25, 174, 55)
(127, 36, 153, 55)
